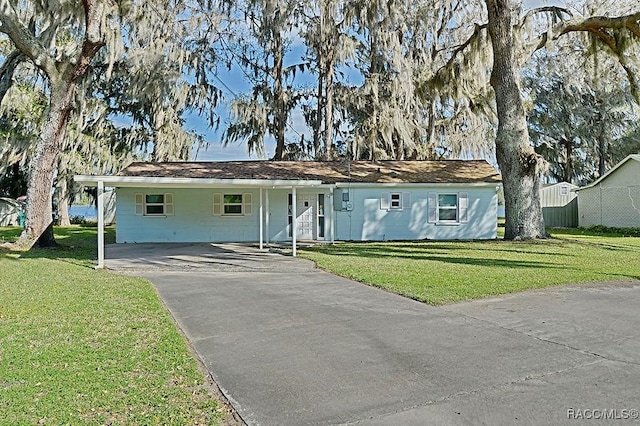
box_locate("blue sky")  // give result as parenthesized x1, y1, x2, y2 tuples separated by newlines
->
(188, 0, 566, 162)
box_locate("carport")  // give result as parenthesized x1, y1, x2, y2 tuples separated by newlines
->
(74, 174, 331, 269)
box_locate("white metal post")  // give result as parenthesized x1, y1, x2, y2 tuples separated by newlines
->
(96, 180, 105, 269)
(292, 186, 297, 257)
(265, 189, 270, 244)
(259, 187, 264, 250)
(329, 186, 335, 244)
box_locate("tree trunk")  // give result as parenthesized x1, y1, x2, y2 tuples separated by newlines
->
(56, 171, 71, 226)
(21, 83, 75, 247)
(273, 30, 286, 160)
(314, 66, 324, 159)
(324, 59, 334, 160)
(487, 0, 546, 240)
(563, 138, 573, 183)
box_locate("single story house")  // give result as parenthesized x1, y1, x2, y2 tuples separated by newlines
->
(540, 182, 578, 228)
(576, 154, 640, 228)
(75, 160, 502, 267)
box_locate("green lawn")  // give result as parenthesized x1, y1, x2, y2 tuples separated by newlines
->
(300, 229, 640, 305)
(0, 227, 224, 425)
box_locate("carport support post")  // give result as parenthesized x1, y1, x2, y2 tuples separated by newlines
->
(329, 187, 335, 244)
(265, 189, 270, 245)
(292, 186, 297, 257)
(96, 180, 105, 269)
(259, 187, 264, 250)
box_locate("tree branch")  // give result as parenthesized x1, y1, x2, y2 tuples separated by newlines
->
(0, 0, 58, 77)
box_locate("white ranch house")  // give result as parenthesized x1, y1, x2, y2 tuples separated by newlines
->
(75, 160, 502, 268)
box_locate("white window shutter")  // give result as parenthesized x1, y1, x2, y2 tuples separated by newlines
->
(213, 193, 222, 216)
(428, 192, 437, 223)
(164, 193, 174, 216)
(459, 192, 469, 223)
(243, 193, 253, 215)
(402, 192, 411, 210)
(135, 193, 144, 215)
(380, 192, 390, 210)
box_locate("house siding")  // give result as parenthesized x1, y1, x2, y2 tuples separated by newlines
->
(115, 185, 498, 243)
(117, 188, 263, 243)
(116, 187, 334, 243)
(578, 160, 640, 228)
(333, 186, 498, 241)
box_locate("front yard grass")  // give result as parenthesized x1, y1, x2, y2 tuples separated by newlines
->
(0, 226, 223, 425)
(300, 229, 640, 305)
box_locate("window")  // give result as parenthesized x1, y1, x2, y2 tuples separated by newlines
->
(224, 194, 243, 215)
(381, 192, 410, 210)
(213, 193, 252, 216)
(135, 193, 174, 216)
(390, 193, 402, 209)
(438, 194, 458, 222)
(428, 192, 468, 224)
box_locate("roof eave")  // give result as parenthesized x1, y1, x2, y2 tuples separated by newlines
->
(74, 175, 324, 188)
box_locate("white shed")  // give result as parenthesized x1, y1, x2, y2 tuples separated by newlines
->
(540, 182, 579, 228)
(576, 154, 640, 228)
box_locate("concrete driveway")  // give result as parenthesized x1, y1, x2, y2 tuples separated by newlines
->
(107, 244, 640, 425)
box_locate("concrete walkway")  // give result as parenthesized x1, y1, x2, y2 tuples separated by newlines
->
(107, 244, 640, 425)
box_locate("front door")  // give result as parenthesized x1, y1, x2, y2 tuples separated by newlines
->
(297, 194, 315, 240)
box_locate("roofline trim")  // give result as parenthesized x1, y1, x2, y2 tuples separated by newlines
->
(74, 175, 324, 188)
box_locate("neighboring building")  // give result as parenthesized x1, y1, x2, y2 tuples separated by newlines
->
(540, 182, 578, 228)
(576, 154, 640, 228)
(0, 197, 23, 227)
(75, 160, 502, 263)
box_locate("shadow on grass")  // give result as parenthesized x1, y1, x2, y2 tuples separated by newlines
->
(0, 226, 114, 268)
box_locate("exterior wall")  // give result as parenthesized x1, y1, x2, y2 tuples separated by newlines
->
(578, 160, 640, 228)
(115, 187, 334, 243)
(116, 187, 263, 243)
(540, 183, 578, 207)
(115, 185, 499, 243)
(333, 185, 498, 241)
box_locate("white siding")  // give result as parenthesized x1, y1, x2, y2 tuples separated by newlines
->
(117, 188, 263, 243)
(333, 186, 498, 241)
(578, 160, 640, 228)
(540, 182, 578, 207)
(115, 185, 498, 243)
(116, 188, 333, 243)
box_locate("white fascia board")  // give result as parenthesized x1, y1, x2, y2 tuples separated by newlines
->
(334, 182, 500, 188)
(74, 175, 323, 188)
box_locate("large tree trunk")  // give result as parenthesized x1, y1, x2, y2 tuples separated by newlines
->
(3, 0, 109, 248)
(487, 0, 546, 240)
(21, 83, 75, 246)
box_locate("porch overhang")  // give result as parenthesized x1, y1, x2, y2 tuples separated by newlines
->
(74, 175, 324, 188)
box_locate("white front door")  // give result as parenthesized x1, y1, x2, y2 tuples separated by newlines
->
(297, 194, 315, 240)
